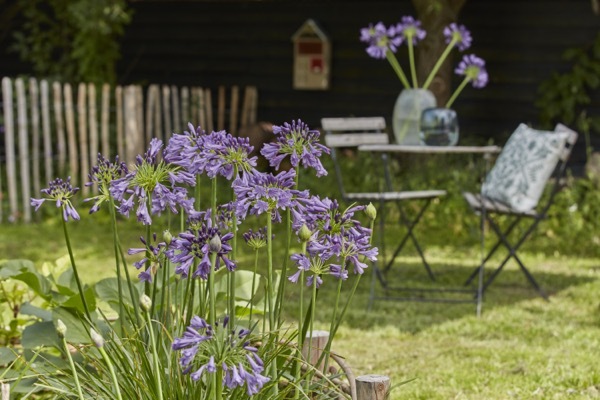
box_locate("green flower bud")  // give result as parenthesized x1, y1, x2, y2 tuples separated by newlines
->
(298, 224, 312, 242)
(56, 319, 67, 338)
(163, 230, 173, 245)
(140, 294, 152, 312)
(209, 234, 222, 253)
(90, 328, 104, 348)
(365, 202, 377, 220)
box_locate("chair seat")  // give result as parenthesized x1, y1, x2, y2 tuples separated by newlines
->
(346, 190, 447, 202)
(463, 192, 538, 217)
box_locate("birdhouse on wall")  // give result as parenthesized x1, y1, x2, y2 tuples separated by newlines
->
(291, 19, 331, 90)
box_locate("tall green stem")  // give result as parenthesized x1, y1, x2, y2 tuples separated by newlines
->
(209, 178, 218, 326)
(445, 76, 471, 108)
(407, 40, 418, 88)
(145, 312, 164, 400)
(62, 336, 84, 399)
(423, 38, 458, 90)
(61, 216, 91, 321)
(294, 242, 307, 400)
(229, 165, 239, 325)
(249, 249, 259, 325)
(98, 346, 122, 400)
(386, 49, 411, 89)
(266, 215, 274, 331)
(107, 198, 125, 335)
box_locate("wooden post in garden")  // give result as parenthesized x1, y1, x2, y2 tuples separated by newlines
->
(29, 78, 41, 198)
(356, 375, 390, 400)
(181, 86, 190, 127)
(40, 80, 53, 184)
(230, 85, 239, 135)
(162, 85, 172, 143)
(1, 382, 9, 400)
(77, 83, 89, 196)
(302, 330, 329, 371)
(115, 86, 125, 160)
(135, 85, 144, 151)
(204, 88, 213, 132)
(101, 84, 110, 157)
(171, 85, 180, 134)
(2, 77, 18, 222)
(88, 83, 98, 194)
(52, 82, 66, 175)
(63, 83, 78, 186)
(16, 78, 32, 222)
(217, 85, 225, 131)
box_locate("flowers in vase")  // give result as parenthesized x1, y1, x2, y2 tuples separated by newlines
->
(360, 17, 489, 108)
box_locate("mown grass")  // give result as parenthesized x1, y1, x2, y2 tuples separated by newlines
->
(2, 153, 600, 399)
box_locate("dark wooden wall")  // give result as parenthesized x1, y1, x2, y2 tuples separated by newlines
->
(1, 0, 599, 164)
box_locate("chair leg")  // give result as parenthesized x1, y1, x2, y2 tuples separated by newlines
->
(383, 200, 435, 281)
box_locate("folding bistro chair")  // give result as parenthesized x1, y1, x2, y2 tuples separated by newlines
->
(463, 123, 578, 299)
(321, 117, 447, 293)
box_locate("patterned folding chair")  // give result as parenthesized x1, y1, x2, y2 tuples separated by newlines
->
(463, 123, 578, 298)
(321, 117, 447, 295)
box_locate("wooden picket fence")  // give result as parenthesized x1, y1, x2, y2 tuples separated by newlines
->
(0, 76, 258, 223)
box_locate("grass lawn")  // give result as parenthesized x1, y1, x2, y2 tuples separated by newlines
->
(2, 206, 599, 400)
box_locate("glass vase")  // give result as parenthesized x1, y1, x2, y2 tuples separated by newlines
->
(392, 88, 436, 145)
(419, 107, 459, 146)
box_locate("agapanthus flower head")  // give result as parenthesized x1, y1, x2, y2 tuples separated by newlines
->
(173, 316, 269, 395)
(232, 169, 309, 223)
(288, 253, 328, 288)
(243, 227, 269, 250)
(84, 154, 128, 214)
(455, 54, 488, 88)
(164, 122, 207, 173)
(201, 130, 258, 180)
(395, 16, 426, 45)
(127, 232, 167, 282)
(444, 23, 472, 51)
(110, 138, 195, 225)
(360, 22, 402, 59)
(31, 177, 80, 221)
(167, 219, 235, 279)
(261, 119, 330, 177)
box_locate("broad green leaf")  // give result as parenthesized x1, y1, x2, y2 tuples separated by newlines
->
(0, 259, 36, 279)
(52, 307, 91, 344)
(22, 321, 60, 349)
(95, 277, 138, 309)
(12, 271, 52, 300)
(61, 287, 97, 314)
(215, 270, 261, 301)
(20, 302, 52, 321)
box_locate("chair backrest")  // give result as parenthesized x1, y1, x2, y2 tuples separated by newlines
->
(543, 123, 578, 211)
(321, 117, 389, 198)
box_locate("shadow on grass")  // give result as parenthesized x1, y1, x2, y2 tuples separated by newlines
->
(282, 260, 596, 335)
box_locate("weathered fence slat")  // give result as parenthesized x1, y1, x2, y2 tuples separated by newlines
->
(115, 86, 124, 161)
(77, 83, 89, 195)
(171, 85, 180, 135)
(162, 85, 172, 143)
(135, 85, 144, 151)
(53, 82, 66, 175)
(29, 78, 41, 198)
(63, 83, 78, 186)
(356, 375, 390, 400)
(16, 78, 32, 222)
(2, 77, 17, 222)
(181, 86, 190, 128)
(217, 85, 226, 131)
(230, 85, 239, 135)
(40, 80, 53, 184)
(145, 84, 158, 146)
(204, 88, 213, 132)
(195, 87, 206, 130)
(88, 83, 98, 194)
(101, 84, 110, 157)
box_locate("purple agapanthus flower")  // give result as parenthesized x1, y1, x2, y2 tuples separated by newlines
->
(110, 138, 195, 225)
(455, 54, 489, 88)
(166, 219, 235, 279)
(292, 196, 378, 275)
(31, 177, 80, 221)
(261, 119, 330, 177)
(173, 316, 269, 395)
(165, 122, 257, 180)
(232, 169, 309, 223)
(243, 227, 269, 250)
(84, 154, 128, 214)
(395, 16, 426, 45)
(443, 23, 472, 51)
(359, 22, 402, 59)
(128, 232, 167, 283)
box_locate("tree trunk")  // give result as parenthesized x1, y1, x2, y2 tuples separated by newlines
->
(412, 0, 467, 106)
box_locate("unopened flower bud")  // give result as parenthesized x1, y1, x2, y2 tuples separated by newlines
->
(163, 230, 173, 245)
(209, 235, 222, 253)
(90, 328, 104, 348)
(365, 203, 377, 220)
(140, 294, 152, 312)
(56, 319, 67, 338)
(298, 224, 312, 242)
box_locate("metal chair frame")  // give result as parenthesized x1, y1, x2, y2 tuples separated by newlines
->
(462, 126, 578, 299)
